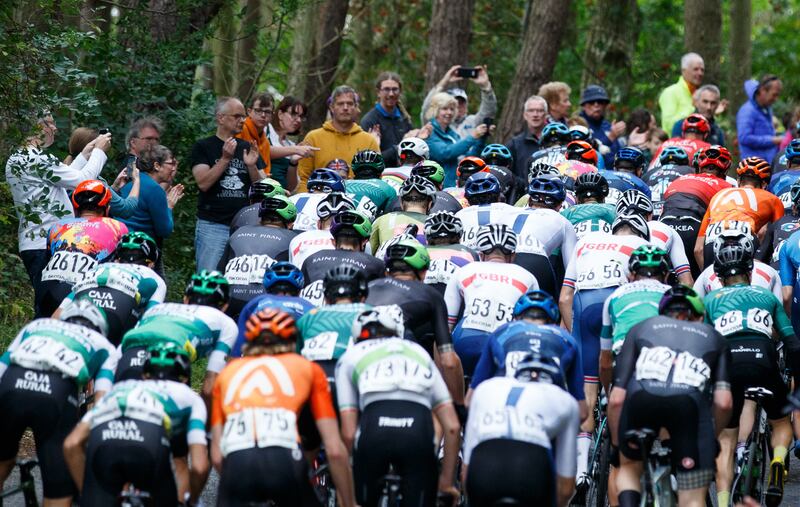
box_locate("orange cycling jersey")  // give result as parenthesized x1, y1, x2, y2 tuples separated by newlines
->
(698, 187, 784, 236)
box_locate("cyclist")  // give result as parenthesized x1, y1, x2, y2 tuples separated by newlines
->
(641, 146, 693, 218)
(229, 177, 286, 233)
(482, 143, 525, 204)
(381, 136, 429, 190)
(565, 139, 600, 167)
(445, 224, 538, 375)
(704, 234, 800, 506)
(211, 308, 356, 506)
(0, 298, 115, 507)
(386, 160, 463, 213)
(759, 179, 800, 270)
(649, 113, 713, 169)
(779, 226, 800, 334)
(220, 194, 297, 317)
(695, 156, 784, 269)
(442, 155, 490, 209)
(336, 306, 461, 507)
(529, 122, 570, 166)
(561, 171, 616, 239)
(41, 179, 129, 316)
(345, 149, 395, 214)
(464, 352, 579, 507)
(603, 146, 652, 206)
(766, 138, 800, 207)
(370, 175, 435, 252)
(291, 168, 346, 231)
(64, 341, 209, 507)
(609, 286, 731, 507)
(288, 192, 354, 269)
(455, 172, 520, 248)
(424, 211, 479, 294)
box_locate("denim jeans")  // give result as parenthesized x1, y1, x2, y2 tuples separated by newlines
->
(195, 219, 230, 272)
(20, 249, 49, 318)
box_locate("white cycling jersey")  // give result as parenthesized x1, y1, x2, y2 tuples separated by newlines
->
(288, 230, 334, 269)
(648, 220, 691, 278)
(511, 208, 578, 264)
(289, 193, 326, 232)
(444, 261, 538, 333)
(464, 376, 579, 478)
(693, 261, 781, 299)
(455, 202, 520, 249)
(564, 232, 649, 291)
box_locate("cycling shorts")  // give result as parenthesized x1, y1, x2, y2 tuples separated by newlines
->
(513, 253, 557, 299)
(114, 345, 148, 382)
(217, 446, 320, 506)
(573, 287, 616, 383)
(660, 214, 702, 278)
(466, 439, 554, 507)
(353, 400, 437, 507)
(81, 417, 176, 507)
(618, 389, 717, 487)
(39, 281, 72, 318)
(0, 365, 79, 498)
(727, 335, 788, 427)
(452, 325, 490, 377)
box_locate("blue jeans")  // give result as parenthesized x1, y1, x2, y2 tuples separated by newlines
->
(21, 249, 49, 318)
(195, 219, 230, 272)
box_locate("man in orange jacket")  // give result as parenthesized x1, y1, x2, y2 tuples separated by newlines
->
(237, 92, 273, 177)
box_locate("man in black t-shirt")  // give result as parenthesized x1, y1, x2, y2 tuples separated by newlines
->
(191, 97, 266, 271)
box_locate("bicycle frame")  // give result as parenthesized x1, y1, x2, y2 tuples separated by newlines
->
(0, 460, 39, 507)
(733, 388, 772, 504)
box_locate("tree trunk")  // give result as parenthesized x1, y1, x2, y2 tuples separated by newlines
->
(236, 0, 264, 102)
(728, 0, 752, 117)
(684, 0, 722, 86)
(497, 0, 572, 143)
(285, 1, 317, 100)
(347, 0, 378, 101)
(423, 0, 475, 93)
(212, 1, 238, 97)
(304, 0, 350, 130)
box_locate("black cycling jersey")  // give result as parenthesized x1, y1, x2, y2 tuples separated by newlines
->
(301, 250, 385, 284)
(757, 212, 800, 269)
(488, 165, 526, 205)
(385, 191, 463, 214)
(660, 192, 708, 278)
(642, 164, 694, 189)
(365, 277, 453, 355)
(228, 203, 260, 234)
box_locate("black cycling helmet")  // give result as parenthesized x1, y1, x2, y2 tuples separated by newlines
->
(184, 270, 230, 308)
(351, 149, 385, 179)
(114, 231, 160, 265)
(658, 285, 704, 317)
(399, 175, 437, 199)
(323, 265, 368, 302)
(713, 231, 754, 278)
(514, 352, 565, 388)
(615, 190, 654, 217)
(574, 172, 609, 200)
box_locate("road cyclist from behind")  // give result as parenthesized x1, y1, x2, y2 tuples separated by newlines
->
(640, 146, 693, 218)
(370, 175, 435, 252)
(561, 171, 617, 239)
(288, 191, 354, 269)
(228, 176, 286, 233)
(381, 136, 429, 189)
(442, 155, 490, 208)
(345, 149, 396, 216)
(454, 172, 520, 249)
(423, 211, 479, 294)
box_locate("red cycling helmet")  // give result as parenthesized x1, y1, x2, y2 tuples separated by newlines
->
(565, 140, 599, 166)
(71, 179, 112, 210)
(697, 145, 732, 175)
(736, 156, 771, 182)
(457, 156, 489, 179)
(681, 113, 711, 140)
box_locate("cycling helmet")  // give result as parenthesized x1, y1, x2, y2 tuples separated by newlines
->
(425, 211, 463, 239)
(307, 168, 345, 193)
(351, 149, 385, 179)
(475, 224, 517, 254)
(324, 159, 350, 177)
(399, 137, 429, 162)
(513, 290, 560, 322)
(244, 307, 298, 346)
(262, 261, 304, 294)
(786, 139, 800, 164)
(514, 352, 564, 386)
(658, 146, 690, 167)
(329, 210, 372, 239)
(399, 175, 437, 198)
(480, 144, 513, 168)
(541, 122, 570, 146)
(528, 175, 566, 204)
(410, 160, 445, 186)
(59, 297, 109, 337)
(259, 194, 297, 223)
(697, 145, 731, 174)
(528, 162, 560, 181)
(316, 192, 355, 220)
(115, 231, 159, 265)
(249, 178, 284, 202)
(143, 341, 192, 382)
(681, 113, 711, 139)
(713, 230, 754, 278)
(324, 265, 368, 301)
(385, 238, 430, 271)
(791, 179, 800, 206)
(184, 270, 230, 307)
(565, 140, 599, 166)
(614, 147, 646, 173)
(658, 285, 704, 317)
(352, 305, 405, 341)
(71, 179, 112, 211)
(612, 213, 649, 240)
(569, 125, 593, 142)
(736, 156, 771, 182)
(615, 189, 654, 216)
(628, 245, 670, 277)
(456, 156, 489, 181)
(574, 172, 609, 200)
(464, 173, 501, 205)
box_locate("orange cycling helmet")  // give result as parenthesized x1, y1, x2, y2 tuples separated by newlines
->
(244, 307, 298, 346)
(71, 179, 112, 210)
(736, 156, 771, 182)
(457, 156, 488, 179)
(565, 140, 599, 166)
(697, 145, 732, 175)
(681, 113, 711, 139)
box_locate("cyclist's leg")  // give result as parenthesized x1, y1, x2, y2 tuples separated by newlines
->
(617, 389, 662, 507)
(715, 348, 749, 505)
(351, 404, 393, 507)
(665, 395, 716, 507)
(452, 326, 488, 378)
(0, 366, 30, 486)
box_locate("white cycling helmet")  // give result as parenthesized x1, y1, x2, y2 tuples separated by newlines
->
(475, 224, 518, 254)
(398, 137, 430, 160)
(59, 297, 110, 337)
(612, 213, 650, 240)
(352, 305, 405, 341)
(316, 192, 355, 220)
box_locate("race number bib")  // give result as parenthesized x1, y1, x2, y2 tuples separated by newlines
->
(779, 192, 793, 209)
(671, 351, 710, 388)
(461, 227, 479, 249)
(746, 308, 773, 336)
(358, 350, 435, 394)
(221, 408, 297, 456)
(424, 259, 459, 285)
(713, 310, 744, 336)
(293, 211, 319, 231)
(353, 195, 378, 221)
(300, 331, 340, 361)
(11, 335, 84, 378)
(41, 251, 97, 284)
(476, 406, 545, 445)
(515, 234, 547, 256)
(606, 188, 623, 207)
(574, 220, 612, 239)
(635, 346, 676, 383)
(576, 261, 624, 290)
(463, 298, 514, 333)
(300, 280, 325, 307)
(705, 220, 751, 244)
(224, 254, 275, 285)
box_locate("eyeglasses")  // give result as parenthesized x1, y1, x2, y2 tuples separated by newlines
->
(525, 108, 546, 114)
(162, 160, 178, 166)
(380, 87, 400, 93)
(226, 114, 247, 120)
(136, 136, 160, 142)
(583, 100, 607, 106)
(252, 108, 273, 116)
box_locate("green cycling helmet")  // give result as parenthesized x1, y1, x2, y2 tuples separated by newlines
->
(410, 160, 445, 186)
(115, 231, 159, 265)
(628, 245, 670, 277)
(330, 210, 372, 239)
(185, 270, 230, 307)
(384, 237, 430, 271)
(259, 194, 297, 223)
(249, 177, 285, 203)
(143, 341, 193, 382)
(658, 285, 704, 317)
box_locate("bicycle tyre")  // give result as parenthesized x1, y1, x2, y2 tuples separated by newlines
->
(593, 426, 611, 507)
(755, 431, 770, 504)
(741, 434, 760, 500)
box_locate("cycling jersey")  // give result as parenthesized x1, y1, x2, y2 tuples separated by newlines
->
(563, 232, 648, 291)
(557, 160, 597, 181)
(345, 178, 397, 214)
(234, 294, 315, 356)
(600, 279, 671, 355)
(648, 220, 692, 277)
(385, 191, 463, 214)
(455, 202, 520, 248)
(693, 261, 781, 299)
(288, 229, 334, 268)
(470, 321, 584, 401)
(529, 146, 567, 167)
(300, 250, 385, 306)
(648, 138, 710, 169)
(425, 244, 479, 294)
(779, 230, 800, 335)
(369, 211, 428, 253)
(366, 277, 453, 355)
(663, 173, 732, 208)
(561, 202, 617, 239)
(511, 207, 578, 261)
(296, 303, 372, 362)
(381, 165, 413, 192)
(229, 202, 260, 234)
(443, 186, 470, 209)
(601, 170, 651, 207)
(289, 192, 326, 232)
(698, 187, 784, 240)
(767, 169, 800, 209)
(759, 212, 800, 269)
(641, 164, 694, 217)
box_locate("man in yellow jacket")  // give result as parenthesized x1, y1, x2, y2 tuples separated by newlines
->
(658, 52, 705, 131)
(296, 85, 380, 192)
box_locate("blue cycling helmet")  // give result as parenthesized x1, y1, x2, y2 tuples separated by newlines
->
(480, 144, 513, 168)
(513, 290, 560, 322)
(307, 168, 345, 193)
(464, 173, 501, 205)
(541, 123, 570, 146)
(263, 261, 304, 294)
(614, 147, 647, 172)
(787, 139, 800, 165)
(527, 175, 566, 203)
(790, 179, 800, 206)
(658, 146, 690, 166)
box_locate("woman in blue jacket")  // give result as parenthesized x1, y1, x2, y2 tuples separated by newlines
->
(736, 75, 783, 162)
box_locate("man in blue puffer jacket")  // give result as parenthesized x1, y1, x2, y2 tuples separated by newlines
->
(736, 75, 783, 162)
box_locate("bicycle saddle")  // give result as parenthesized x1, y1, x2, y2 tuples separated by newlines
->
(744, 387, 773, 400)
(623, 428, 657, 447)
(493, 499, 521, 506)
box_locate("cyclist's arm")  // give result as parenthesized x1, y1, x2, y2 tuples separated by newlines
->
(317, 417, 357, 507)
(558, 286, 575, 332)
(555, 400, 580, 507)
(609, 326, 639, 446)
(433, 401, 461, 495)
(712, 340, 733, 435)
(773, 303, 800, 371)
(778, 245, 797, 315)
(188, 443, 210, 504)
(443, 275, 463, 332)
(694, 210, 712, 269)
(334, 358, 358, 451)
(63, 421, 91, 493)
(599, 297, 614, 392)
(667, 229, 693, 285)
(434, 348, 464, 405)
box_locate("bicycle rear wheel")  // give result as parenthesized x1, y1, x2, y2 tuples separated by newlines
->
(586, 421, 610, 507)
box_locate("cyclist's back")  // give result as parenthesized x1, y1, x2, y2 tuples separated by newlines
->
(601, 278, 671, 355)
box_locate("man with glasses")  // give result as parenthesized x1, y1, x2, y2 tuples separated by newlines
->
(122, 116, 163, 172)
(360, 72, 413, 166)
(237, 92, 274, 177)
(506, 95, 548, 181)
(191, 96, 267, 271)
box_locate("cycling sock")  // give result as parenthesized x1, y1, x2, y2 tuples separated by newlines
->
(735, 442, 746, 464)
(773, 445, 788, 464)
(576, 432, 592, 478)
(717, 490, 730, 507)
(618, 490, 641, 507)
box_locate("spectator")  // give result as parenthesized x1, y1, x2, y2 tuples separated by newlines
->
(621, 108, 657, 151)
(360, 71, 413, 166)
(506, 95, 547, 181)
(424, 92, 487, 188)
(658, 52, 704, 131)
(670, 84, 727, 146)
(579, 85, 625, 167)
(191, 97, 265, 271)
(420, 65, 497, 139)
(778, 108, 800, 151)
(121, 116, 163, 170)
(737, 75, 783, 162)
(296, 85, 379, 192)
(5, 112, 111, 315)
(267, 96, 317, 191)
(237, 92, 274, 177)
(538, 81, 572, 125)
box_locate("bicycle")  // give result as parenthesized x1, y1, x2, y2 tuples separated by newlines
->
(624, 428, 676, 507)
(572, 391, 610, 507)
(731, 386, 773, 506)
(119, 483, 150, 507)
(311, 448, 337, 507)
(378, 465, 403, 507)
(0, 459, 39, 507)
